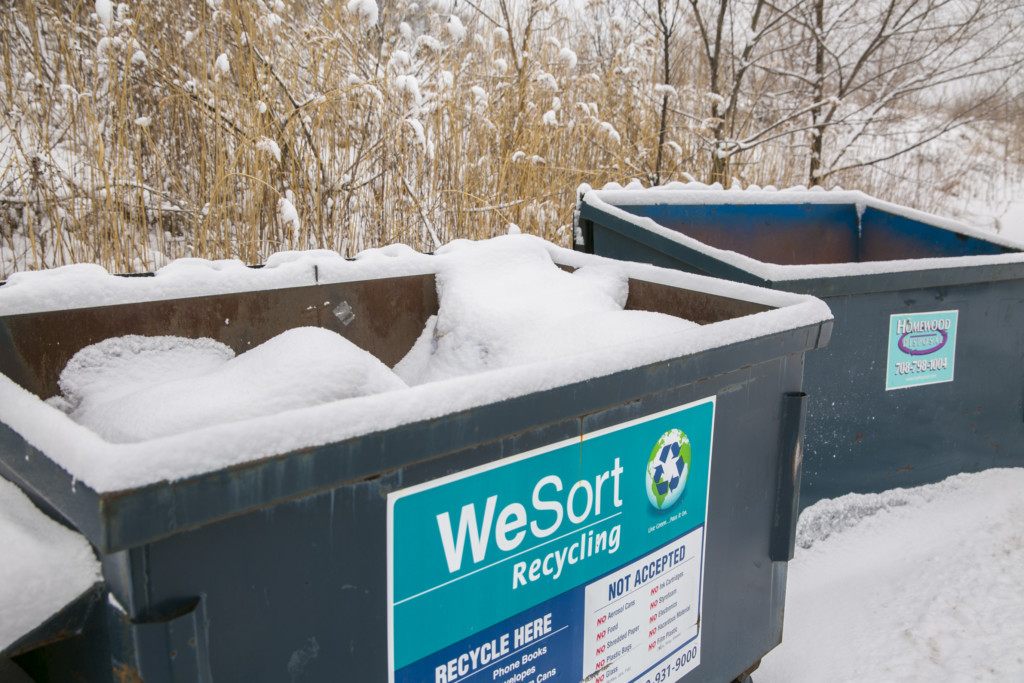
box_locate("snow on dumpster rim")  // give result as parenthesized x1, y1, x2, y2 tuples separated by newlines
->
(0, 244, 433, 316)
(0, 236, 831, 492)
(580, 182, 1024, 281)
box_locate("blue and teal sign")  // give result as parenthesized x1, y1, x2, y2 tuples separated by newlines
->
(885, 310, 958, 390)
(388, 397, 715, 683)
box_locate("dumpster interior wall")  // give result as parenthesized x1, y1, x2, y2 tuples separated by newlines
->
(616, 203, 1012, 266)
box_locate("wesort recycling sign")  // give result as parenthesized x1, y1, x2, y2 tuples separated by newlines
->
(886, 310, 958, 390)
(387, 397, 715, 683)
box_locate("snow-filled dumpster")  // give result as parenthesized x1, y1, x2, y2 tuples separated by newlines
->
(575, 183, 1024, 507)
(0, 237, 831, 683)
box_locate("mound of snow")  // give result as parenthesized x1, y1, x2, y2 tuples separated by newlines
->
(53, 335, 236, 412)
(58, 328, 407, 442)
(38, 238, 703, 442)
(393, 238, 698, 384)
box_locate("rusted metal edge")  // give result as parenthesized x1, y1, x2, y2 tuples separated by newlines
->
(0, 582, 106, 659)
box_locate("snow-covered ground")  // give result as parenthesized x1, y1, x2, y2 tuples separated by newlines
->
(758, 469, 1024, 682)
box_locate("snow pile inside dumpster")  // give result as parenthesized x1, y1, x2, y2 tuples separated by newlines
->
(42, 238, 696, 441)
(0, 235, 831, 491)
(394, 238, 698, 384)
(51, 328, 409, 443)
(0, 476, 101, 652)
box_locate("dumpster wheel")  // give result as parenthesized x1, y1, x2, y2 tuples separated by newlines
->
(731, 658, 760, 683)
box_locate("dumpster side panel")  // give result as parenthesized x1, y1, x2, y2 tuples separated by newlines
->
(108, 479, 390, 682)
(577, 204, 767, 286)
(616, 203, 859, 266)
(89, 352, 806, 683)
(0, 275, 437, 399)
(859, 207, 1009, 262)
(691, 352, 806, 683)
(100, 418, 583, 682)
(801, 278, 1024, 505)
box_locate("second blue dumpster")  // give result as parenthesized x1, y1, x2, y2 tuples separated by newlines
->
(575, 183, 1024, 506)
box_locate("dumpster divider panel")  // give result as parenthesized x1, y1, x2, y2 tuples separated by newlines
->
(860, 206, 1009, 261)
(0, 274, 438, 400)
(617, 202, 860, 266)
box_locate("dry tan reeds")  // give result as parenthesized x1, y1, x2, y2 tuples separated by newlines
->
(0, 0, 1019, 277)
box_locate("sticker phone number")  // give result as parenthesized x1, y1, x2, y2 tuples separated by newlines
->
(641, 646, 697, 683)
(893, 357, 948, 376)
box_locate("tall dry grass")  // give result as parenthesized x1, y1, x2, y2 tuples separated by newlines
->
(0, 0, 1018, 277)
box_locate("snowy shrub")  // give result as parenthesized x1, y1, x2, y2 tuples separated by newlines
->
(347, 0, 378, 27)
(446, 15, 465, 42)
(256, 137, 282, 163)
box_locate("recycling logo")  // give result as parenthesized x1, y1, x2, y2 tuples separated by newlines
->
(645, 429, 691, 510)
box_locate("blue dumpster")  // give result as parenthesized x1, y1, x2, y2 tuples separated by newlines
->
(0, 239, 831, 682)
(575, 183, 1024, 506)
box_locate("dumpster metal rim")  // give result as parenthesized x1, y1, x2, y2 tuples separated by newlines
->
(578, 195, 1024, 296)
(0, 251, 832, 497)
(579, 191, 1024, 292)
(772, 259, 1024, 296)
(0, 318, 830, 553)
(584, 185, 1024, 253)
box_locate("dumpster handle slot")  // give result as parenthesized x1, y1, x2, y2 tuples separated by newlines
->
(770, 392, 807, 562)
(108, 595, 213, 683)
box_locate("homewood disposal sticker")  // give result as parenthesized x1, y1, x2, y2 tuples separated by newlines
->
(387, 397, 715, 683)
(885, 310, 958, 390)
